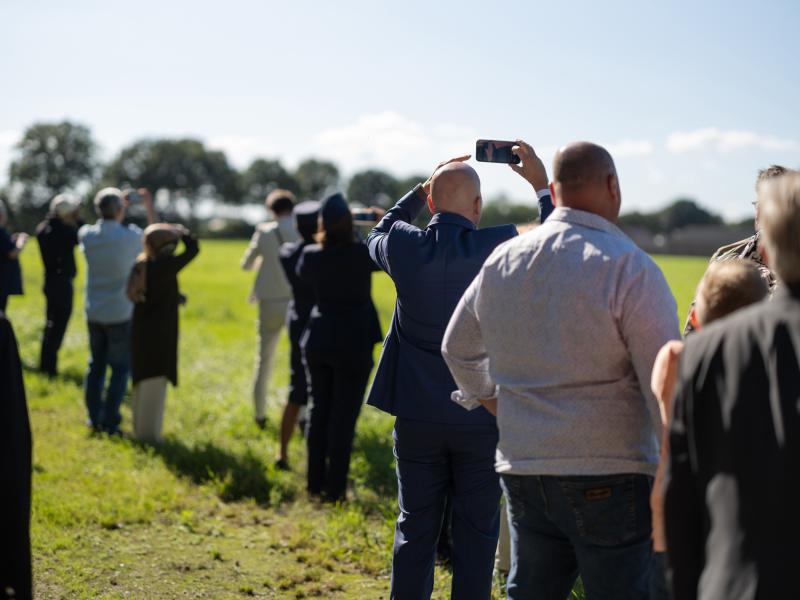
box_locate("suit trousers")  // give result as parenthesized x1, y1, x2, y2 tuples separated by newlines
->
(304, 349, 372, 501)
(391, 418, 501, 600)
(132, 376, 168, 443)
(40, 279, 73, 376)
(252, 299, 289, 419)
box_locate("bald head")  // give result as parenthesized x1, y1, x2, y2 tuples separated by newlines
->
(552, 142, 621, 222)
(429, 162, 482, 225)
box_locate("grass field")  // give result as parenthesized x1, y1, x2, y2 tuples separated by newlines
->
(8, 239, 708, 599)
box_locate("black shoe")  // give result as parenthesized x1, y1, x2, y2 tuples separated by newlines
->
(255, 417, 267, 430)
(274, 458, 290, 471)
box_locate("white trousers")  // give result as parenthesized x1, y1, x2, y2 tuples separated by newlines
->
(253, 299, 288, 420)
(132, 376, 168, 443)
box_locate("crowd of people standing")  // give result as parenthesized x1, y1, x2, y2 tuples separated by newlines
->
(1, 136, 798, 600)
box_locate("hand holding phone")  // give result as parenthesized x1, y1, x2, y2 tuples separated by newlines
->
(476, 140, 521, 165)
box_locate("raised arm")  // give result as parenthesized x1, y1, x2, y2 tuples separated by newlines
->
(510, 140, 554, 224)
(367, 154, 471, 273)
(171, 227, 200, 272)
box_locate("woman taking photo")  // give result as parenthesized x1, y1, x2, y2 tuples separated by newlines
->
(296, 193, 382, 502)
(128, 223, 199, 443)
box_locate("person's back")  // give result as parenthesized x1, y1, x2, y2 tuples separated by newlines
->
(469, 210, 673, 473)
(666, 173, 800, 600)
(80, 220, 142, 324)
(443, 142, 680, 600)
(367, 145, 554, 600)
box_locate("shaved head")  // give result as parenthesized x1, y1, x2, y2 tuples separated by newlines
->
(552, 142, 621, 222)
(429, 162, 482, 224)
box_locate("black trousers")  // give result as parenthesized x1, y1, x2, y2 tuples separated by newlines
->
(39, 280, 73, 376)
(304, 349, 372, 501)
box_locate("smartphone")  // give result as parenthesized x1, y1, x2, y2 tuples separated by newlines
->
(352, 209, 379, 222)
(124, 189, 142, 204)
(475, 139, 520, 164)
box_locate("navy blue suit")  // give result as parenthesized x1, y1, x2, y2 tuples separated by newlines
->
(367, 185, 553, 599)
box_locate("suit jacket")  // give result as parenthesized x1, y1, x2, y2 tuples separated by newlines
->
(366, 186, 554, 425)
(241, 217, 298, 302)
(296, 241, 382, 358)
(279, 240, 316, 341)
(665, 284, 800, 600)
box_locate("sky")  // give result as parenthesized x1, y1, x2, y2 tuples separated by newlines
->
(1, 0, 799, 221)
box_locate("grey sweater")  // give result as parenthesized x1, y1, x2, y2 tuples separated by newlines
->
(442, 208, 680, 476)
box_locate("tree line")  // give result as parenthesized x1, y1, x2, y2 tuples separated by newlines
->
(1, 120, 734, 234)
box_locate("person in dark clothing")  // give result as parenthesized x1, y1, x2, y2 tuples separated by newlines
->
(36, 194, 83, 376)
(665, 172, 800, 600)
(275, 200, 320, 470)
(128, 224, 199, 442)
(0, 201, 29, 313)
(296, 193, 382, 501)
(0, 313, 33, 600)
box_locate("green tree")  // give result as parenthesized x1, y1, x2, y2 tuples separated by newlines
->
(618, 198, 723, 233)
(240, 158, 299, 204)
(480, 194, 539, 227)
(394, 174, 428, 200)
(347, 169, 397, 208)
(9, 120, 98, 210)
(293, 159, 339, 199)
(101, 138, 240, 208)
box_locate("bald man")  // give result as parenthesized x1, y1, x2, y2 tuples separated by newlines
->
(442, 142, 680, 599)
(367, 141, 554, 600)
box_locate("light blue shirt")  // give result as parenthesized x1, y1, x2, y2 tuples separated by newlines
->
(443, 207, 681, 477)
(79, 220, 143, 324)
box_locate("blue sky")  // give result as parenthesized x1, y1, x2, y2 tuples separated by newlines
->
(1, 0, 798, 220)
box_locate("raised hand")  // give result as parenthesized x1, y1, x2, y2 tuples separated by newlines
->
(509, 140, 548, 190)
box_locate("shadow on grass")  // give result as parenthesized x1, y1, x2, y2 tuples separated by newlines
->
(144, 438, 276, 505)
(21, 362, 85, 387)
(353, 425, 397, 499)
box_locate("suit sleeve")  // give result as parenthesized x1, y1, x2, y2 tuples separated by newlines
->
(240, 229, 261, 271)
(664, 358, 703, 600)
(538, 192, 554, 224)
(367, 186, 427, 274)
(170, 234, 200, 273)
(296, 248, 314, 285)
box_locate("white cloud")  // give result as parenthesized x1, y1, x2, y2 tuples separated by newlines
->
(206, 135, 278, 168)
(311, 111, 478, 176)
(666, 127, 798, 154)
(604, 139, 654, 157)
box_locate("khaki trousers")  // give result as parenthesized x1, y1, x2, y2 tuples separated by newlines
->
(253, 299, 289, 420)
(132, 376, 168, 443)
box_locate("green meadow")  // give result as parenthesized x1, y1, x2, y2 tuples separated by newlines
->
(8, 240, 708, 599)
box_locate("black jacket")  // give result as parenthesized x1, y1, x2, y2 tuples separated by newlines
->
(36, 217, 80, 283)
(0, 316, 32, 600)
(665, 284, 800, 600)
(280, 240, 316, 338)
(131, 235, 199, 386)
(296, 241, 382, 356)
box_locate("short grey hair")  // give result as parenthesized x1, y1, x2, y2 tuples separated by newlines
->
(759, 173, 800, 284)
(93, 187, 123, 219)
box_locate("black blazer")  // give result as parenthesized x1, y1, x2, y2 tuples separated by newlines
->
(665, 284, 800, 600)
(296, 241, 381, 356)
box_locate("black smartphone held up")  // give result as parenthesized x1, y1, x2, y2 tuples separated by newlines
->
(475, 139, 520, 164)
(352, 208, 379, 223)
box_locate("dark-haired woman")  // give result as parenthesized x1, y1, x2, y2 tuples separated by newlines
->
(296, 193, 382, 501)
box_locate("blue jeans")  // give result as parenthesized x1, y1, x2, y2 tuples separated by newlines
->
(391, 418, 501, 600)
(85, 321, 131, 433)
(500, 473, 653, 600)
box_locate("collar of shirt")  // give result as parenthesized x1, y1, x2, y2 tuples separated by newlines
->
(546, 207, 625, 238)
(427, 212, 476, 230)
